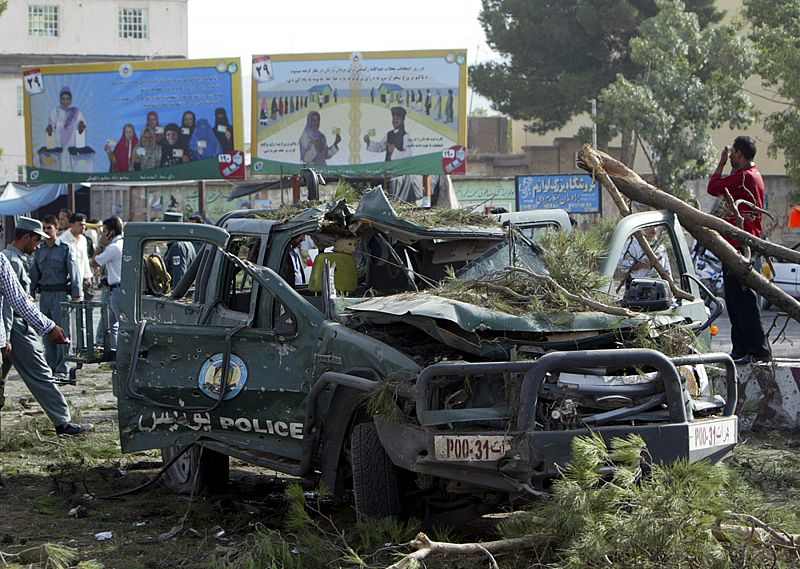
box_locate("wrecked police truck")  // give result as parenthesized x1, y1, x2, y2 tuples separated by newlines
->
(106, 188, 737, 519)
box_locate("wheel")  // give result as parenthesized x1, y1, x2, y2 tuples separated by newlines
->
(161, 443, 229, 495)
(350, 422, 401, 520)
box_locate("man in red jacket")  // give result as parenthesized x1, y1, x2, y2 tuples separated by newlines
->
(707, 135, 771, 364)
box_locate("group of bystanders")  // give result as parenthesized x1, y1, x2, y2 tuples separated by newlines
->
(0, 209, 125, 436)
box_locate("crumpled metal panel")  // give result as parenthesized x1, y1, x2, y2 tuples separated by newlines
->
(349, 292, 683, 334)
(352, 187, 505, 239)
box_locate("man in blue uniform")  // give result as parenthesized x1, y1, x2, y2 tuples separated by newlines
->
(30, 215, 81, 380)
(163, 212, 196, 289)
(1, 217, 92, 436)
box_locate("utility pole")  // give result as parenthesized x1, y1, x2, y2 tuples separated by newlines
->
(590, 99, 597, 148)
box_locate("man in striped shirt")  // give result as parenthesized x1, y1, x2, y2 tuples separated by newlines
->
(0, 217, 93, 436)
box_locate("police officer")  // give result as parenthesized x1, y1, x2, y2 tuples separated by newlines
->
(162, 212, 196, 288)
(30, 214, 81, 380)
(1, 217, 93, 436)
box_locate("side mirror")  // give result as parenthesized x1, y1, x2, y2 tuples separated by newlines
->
(621, 278, 673, 311)
(301, 168, 325, 201)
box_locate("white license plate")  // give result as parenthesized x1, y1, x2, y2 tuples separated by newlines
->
(688, 417, 738, 451)
(434, 435, 512, 462)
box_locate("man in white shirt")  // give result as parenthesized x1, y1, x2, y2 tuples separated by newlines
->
(619, 226, 673, 280)
(58, 213, 92, 297)
(92, 217, 124, 350)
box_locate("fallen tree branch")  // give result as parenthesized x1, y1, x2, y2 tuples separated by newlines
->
(576, 145, 800, 321)
(576, 146, 800, 264)
(591, 165, 693, 301)
(386, 532, 540, 569)
(724, 189, 751, 262)
(465, 280, 537, 302)
(506, 267, 638, 317)
(721, 512, 800, 549)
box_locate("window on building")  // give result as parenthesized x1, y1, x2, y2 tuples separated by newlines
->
(17, 166, 27, 182)
(17, 86, 24, 116)
(28, 5, 59, 37)
(119, 8, 148, 39)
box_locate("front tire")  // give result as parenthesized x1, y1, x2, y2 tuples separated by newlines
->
(161, 443, 229, 495)
(350, 422, 401, 520)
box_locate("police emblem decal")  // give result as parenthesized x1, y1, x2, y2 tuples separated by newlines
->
(198, 354, 248, 400)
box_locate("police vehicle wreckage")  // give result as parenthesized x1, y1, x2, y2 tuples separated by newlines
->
(78, 187, 736, 520)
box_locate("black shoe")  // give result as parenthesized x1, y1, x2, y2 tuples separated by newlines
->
(53, 373, 76, 386)
(733, 353, 772, 365)
(55, 422, 94, 436)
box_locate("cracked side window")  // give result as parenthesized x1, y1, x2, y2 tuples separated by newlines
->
(222, 236, 260, 314)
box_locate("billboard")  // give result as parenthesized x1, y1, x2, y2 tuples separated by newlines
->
(23, 58, 245, 184)
(251, 50, 468, 177)
(516, 175, 601, 213)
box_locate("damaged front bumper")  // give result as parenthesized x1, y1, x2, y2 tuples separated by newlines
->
(375, 350, 738, 494)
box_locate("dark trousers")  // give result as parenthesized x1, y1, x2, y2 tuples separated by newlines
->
(722, 265, 771, 358)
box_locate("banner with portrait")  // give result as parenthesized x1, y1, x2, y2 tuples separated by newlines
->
(250, 49, 468, 177)
(22, 58, 245, 183)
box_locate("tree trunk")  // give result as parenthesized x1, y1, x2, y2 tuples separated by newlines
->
(620, 128, 638, 168)
(576, 145, 800, 321)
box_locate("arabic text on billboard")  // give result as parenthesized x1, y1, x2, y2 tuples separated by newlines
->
(23, 58, 245, 184)
(251, 50, 468, 177)
(516, 175, 601, 213)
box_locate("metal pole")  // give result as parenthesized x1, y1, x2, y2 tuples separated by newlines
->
(590, 98, 597, 148)
(197, 180, 206, 218)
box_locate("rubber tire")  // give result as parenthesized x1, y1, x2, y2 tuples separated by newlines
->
(161, 444, 229, 495)
(350, 422, 402, 520)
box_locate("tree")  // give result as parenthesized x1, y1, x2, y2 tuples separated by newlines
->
(597, 0, 754, 194)
(744, 0, 800, 185)
(471, 0, 723, 135)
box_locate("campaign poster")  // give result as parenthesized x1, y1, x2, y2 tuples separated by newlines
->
(251, 50, 468, 177)
(22, 58, 245, 184)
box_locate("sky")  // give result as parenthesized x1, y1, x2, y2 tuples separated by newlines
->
(186, 0, 498, 122)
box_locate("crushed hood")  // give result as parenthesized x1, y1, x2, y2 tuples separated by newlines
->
(347, 292, 685, 357)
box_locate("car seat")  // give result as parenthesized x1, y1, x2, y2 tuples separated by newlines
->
(308, 238, 358, 294)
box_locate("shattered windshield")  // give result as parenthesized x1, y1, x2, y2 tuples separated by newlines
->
(456, 234, 548, 280)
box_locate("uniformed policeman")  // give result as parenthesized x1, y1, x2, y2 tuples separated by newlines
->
(30, 214, 81, 380)
(162, 212, 196, 288)
(1, 217, 93, 436)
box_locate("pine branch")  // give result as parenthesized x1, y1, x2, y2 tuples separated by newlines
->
(506, 267, 638, 317)
(385, 532, 542, 569)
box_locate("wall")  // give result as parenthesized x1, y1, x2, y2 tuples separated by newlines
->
(0, 1, 188, 58)
(467, 116, 508, 155)
(0, 0, 188, 184)
(451, 177, 516, 213)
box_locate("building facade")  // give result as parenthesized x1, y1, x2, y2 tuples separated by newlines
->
(0, 0, 188, 183)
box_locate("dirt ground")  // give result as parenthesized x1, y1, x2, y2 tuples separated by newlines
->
(0, 364, 318, 568)
(0, 363, 798, 568)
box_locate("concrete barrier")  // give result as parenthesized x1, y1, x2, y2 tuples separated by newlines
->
(733, 359, 800, 431)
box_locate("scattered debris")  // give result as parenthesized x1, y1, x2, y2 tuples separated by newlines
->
(68, 505, 88, 518)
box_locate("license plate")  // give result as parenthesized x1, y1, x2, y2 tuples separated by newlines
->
(688, 417, 737, 451)
(434, 435, 512, 462)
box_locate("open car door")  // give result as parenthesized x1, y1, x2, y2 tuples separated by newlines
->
(114, 224, 327, 463)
